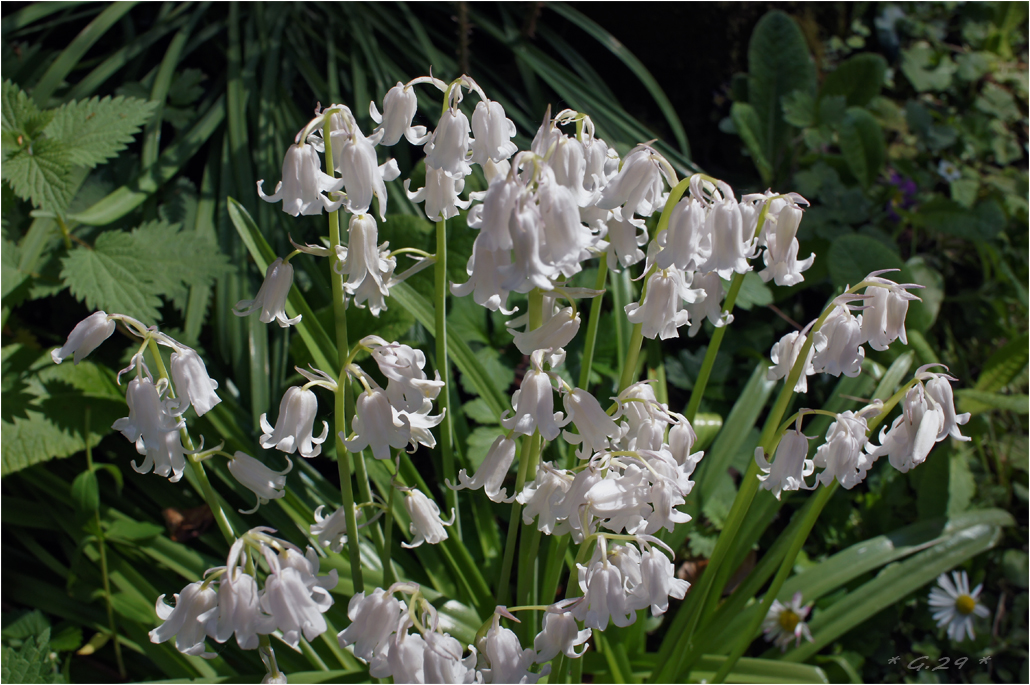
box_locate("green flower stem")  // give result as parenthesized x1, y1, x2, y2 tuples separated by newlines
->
(711, 483, 837, 684)
(616, 177, 691, 393)
(381, 466, 397, 588)
(435, 217, 459, 539)
(84, 407, 126, 679)
(578, 252, 609, 392)
(145, 339, 235, 545)
(323, 118, 363, 595)
(684, 271, 745, 422)
(516, 523, 542, 643)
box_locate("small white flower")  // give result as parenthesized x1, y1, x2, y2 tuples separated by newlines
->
(214, 567, 275, 650)
(257, 142, 344, 216)
(928, 570, 990, 642)
(596, 145, 671, 219)
(451, 238, 515, 313)
(405, 166, 471, 222)
(759, 205, 814, 287)
(500, 350, 567, 441)
(767, 330, 816, 393)
(227, 451, 291, 513)
(533, 605, 591, 662)
(865, 383, 944, 473)
(635, 546, 690, 615)
(234, 258, 302, 328)
(345, 386, 411, 460)
(425, 108, 472, 179)
(470, 99, 518, 165)
(500, 203, 559, 293)
(625, 268, 701, 340)
(330, 124, 398, 220)
(260, 549, 335, 649)
(508, 305, 581, 356)
(338, 587, 405, 662)
(113, 376, 190, 482)
(260, 386, 329, 458)
(449, 435, 517, 503)
(755, 424, 815, 499)
(52, 311, 115, 365)
(562, 388, 623, 459)
(573, 551, 635, 630)
(921, 369, 970, 442)
(423, 630, 477, 684)
(656, 198, 711, 272)
(812, 404, 881, 489)
(702, 198, 755, 278)
(150, 580, 219, 658)
(370, 622, 427, 683)
(605, 213, 648, 269)
(310, 504, 354, 553)
(370, 82, 428, 146)
(466, 173, 521, 251)
(365, 337, 444, 413)
(859, 273, 922, 351)
(684, 271, 731, 338)
(402, 489, 455, 548)
(170, 347, 221, 417)
(334, 214, 396, 317)
(479, 614, 541, 684)
(762, 591, 814, 652)
(937, 159, 962, 182)
(538, 167, 598, 273)
(518, 462, 573, 535)
(811, 304, 865, 378)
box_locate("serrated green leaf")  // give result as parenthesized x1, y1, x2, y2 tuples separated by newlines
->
(819, 53, 887, 106)
(0, 627, 57, 684)
(838, 107, 885, 189)
(826, 234, 903, 288)
(974, 332, 1029, 392)
(1, 137, 74, 212)
(60, 234, 163, 322)
(44, 95, 157, 169)
(1, 610, 50, 641)
(1, 81, 53, 141)
(128, 220, 231, 314)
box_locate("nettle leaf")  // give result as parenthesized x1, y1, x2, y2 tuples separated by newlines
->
(0, 80, 52, 141)
(1, 137, 75, 212)
(0, 628, 58, 684)
(44, 95, 157, 169)
(61, 221, 231, 321)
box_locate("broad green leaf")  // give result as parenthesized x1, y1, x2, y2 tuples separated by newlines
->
(105, 519, 164, 543)
(730, 102, 771, 183)
(947, 448, 975, 516)
(45, 95, 158, 168)
(910, 197, 1006, 241)
(128, 220, 232, 313)
(1, 137, 75, 212)
(781, 90, 815, 128)
(901, 256, 944, 332)
(973, 332, 1029, 392)
(784, 518, 1008, 662)
(692, 412, 723, 452)
(747, 10, 815, 166)
(70, 470, 99, 515)
(1, 80, 52, 140)
(1002, 549, 1029, 589)
(1, 610, 50, 641)
(733, 271, 773, 311)
(826, 234, 903, 288)
(837, 107, 884, 189)
(0, 628, 58, 684)
(60, 232, 163, 322)
(900, 43, 956, 92)
(819, 53, 887, 106)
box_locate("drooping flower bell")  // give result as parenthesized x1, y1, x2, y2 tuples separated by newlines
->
(52, 311, 116, 365)
(345, 386, 411, 461)
(401, 488, 455, 548)
(257, 141, 344, 216)
(170, 346, 221, 417)
(234, 258, 302, 328)
(470, 99, 518, 166)
(405, 166, 471, 222)
(370, 82, 428, 146)
(596, 145, 672, 219)
(755, 421, 815, 499)
(448, 435, 517, 503)
(758, 204, 814, 287)
(812, 403, 881, 489)
(330, 122, 400, 220)
(337, 587, 406, 662)
(625, 268, 701, 340)
(702, 197, 755, 278)
(865, 382, 945, 473)
(500, 350, 567, 441)
(113, 375, 191, 482)
(260, 386, 329, 458)
(859, 272, 923, 351)
(655, 198, 711, 272)
(334, 214, 396, 316)
(260, 546, 337, 649)
(767, 329, 816, 393)
(227, 451, 292, 513)
(533, 604, 592, 663)
(811, 303, 865, 378)
(425, 107, 472, 179)
(149, 580, 219, 658)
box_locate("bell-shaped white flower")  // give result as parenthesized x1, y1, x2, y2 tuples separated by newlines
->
(534, 606, 591, 663)
(466, 173, 521, 251)
(338, 587, 405, 662)
(667, 417, 699, 468)
(586, 467, 651, 535)
(310, 504, 352, 553)
(113, 376, 190, 482)
(334, 214, 396, 316)
(562, 387, 622, 459)
(500, 203, 559, 293)
(470, 99, 517, 165)
(605, 214, 648, 269)
(403, 403, 446, 454)
(755, 424, 815, 499)
(500, 350, 566, 440)
(214, 568, 275, 650)
(234, 258, 302, 328)
(684, 271, 731, 338)
(257, 142, 344, 216)
(921, 369, 970, 442)
(479, 614, 541, 684)
(402, 489, 455, 548)
(812, 404, 881, 489)
(370, 621, 427, 682)
(811, 304, 865, 378)
(260, 386, 329, 458)
(345, 386, 411, 460)
(424, 630, 477, 684)
(596, 145, 670, 218)
(759, 205, 814, 286)
(52, 311, 115, 364)
(228, 451, 292, 513)
(538, 167, 597, 273)
(860, 277, 922, 351)
(573, 554, 635, 630)
(625, 268, 702, 340)
(365, 338, 444, 414)
(767, 330, 816, 393)
(371, 82, 428, 146)
(170, 347, 221, 417)
(449, 435, 517, 502)
(405, 166, 471, 222)
(518, 462, 573, 535)
(331, 125, 398, 220)
(508, 305, 581, 356)
(866, 383, 945, 473)
(260, 550, 334, 649)
(451, 237, 515, 313)
(702, 199, 755, 278)
(150, 580, 219, 658)
(635, 547, 690, 615)
(656, 198, 711, 272)
(425, 108, 472, 178)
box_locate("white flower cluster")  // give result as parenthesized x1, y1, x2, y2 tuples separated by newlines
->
(339, 584, 571, 684)
(149, 528, 337, 657)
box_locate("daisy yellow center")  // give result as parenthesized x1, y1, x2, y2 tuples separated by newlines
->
(955, 594, 977, 615)
(778, 609, 800, 633)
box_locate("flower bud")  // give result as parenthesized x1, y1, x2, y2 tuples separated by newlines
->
(52, 311, 115, 365)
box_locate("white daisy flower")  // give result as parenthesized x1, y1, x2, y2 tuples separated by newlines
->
(928, 570, 990, 642)
(762, 591, 814, 652)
